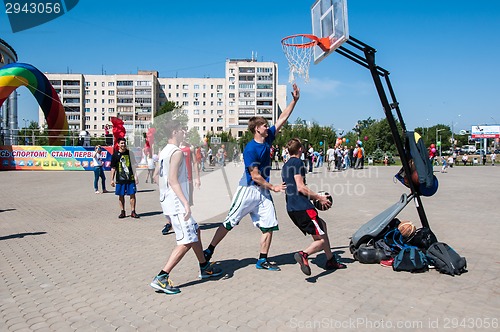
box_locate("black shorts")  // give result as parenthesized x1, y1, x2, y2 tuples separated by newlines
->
(287, 209, 325, 236)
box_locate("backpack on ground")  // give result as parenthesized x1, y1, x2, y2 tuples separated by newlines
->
(392, 246, 429, 273)
(407, 227, 438, 251)
(383, 228, 406, 253)
(426, 242, 467, 276)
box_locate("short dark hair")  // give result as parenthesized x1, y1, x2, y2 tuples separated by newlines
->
(248, 116, 268, 134)
(117, 137, 126, 144)
(286, 138, 302, 156)
(165, 120, 182, 138)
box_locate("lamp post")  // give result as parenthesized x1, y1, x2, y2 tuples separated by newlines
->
(22, 118, 28, 145)
(436, 128, 445, 159)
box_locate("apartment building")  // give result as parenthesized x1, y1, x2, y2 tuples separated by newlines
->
(41, 59, 286, 144)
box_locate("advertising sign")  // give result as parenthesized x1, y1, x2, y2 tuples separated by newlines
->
(471, 125, 500, 139)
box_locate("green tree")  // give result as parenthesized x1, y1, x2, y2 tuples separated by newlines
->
(152, 101, 187, 151)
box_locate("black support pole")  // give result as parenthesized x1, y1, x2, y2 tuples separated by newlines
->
(335, 36, 430, 229)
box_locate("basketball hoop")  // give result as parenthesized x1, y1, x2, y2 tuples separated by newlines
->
(281, 34, 331, 83)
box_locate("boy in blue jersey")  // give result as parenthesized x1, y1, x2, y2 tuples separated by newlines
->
(203, 84, 300, 271)
(281, 138, 347, 276)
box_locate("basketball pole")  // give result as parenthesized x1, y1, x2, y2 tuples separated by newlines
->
(335, 36, 431, 229)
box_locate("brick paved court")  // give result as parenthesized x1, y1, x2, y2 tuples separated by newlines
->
(1, 164, 499, 331)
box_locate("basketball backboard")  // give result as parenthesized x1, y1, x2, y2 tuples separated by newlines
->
(311, 0, 349, 64)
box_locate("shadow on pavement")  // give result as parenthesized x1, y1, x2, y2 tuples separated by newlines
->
(0, 231, 47, 241)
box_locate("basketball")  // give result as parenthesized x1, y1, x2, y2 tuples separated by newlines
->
(313, 191, 333, 211)
(398, 221, 416, 238)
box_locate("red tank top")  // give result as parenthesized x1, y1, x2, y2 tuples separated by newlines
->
(181, 146, 193, 181)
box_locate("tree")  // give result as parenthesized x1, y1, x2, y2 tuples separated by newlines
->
(152, 101, 187, 150)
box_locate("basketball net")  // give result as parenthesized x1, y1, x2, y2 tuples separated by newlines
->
(281, 34, 317, 83)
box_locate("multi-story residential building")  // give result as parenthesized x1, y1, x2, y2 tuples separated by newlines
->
(41, 59, 286, 144)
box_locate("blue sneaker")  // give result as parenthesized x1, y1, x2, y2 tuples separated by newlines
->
(150, 274, 180, 294)
(256, 258, 281, 271)
(199, 262, 223, 279)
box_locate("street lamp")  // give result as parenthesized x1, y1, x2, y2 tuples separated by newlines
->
(22, 118, 28, 145)
(436, 128, 445, 158)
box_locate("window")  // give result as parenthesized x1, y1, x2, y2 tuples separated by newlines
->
(101, 82, 105, 87)
(117, 80, 133, 86)
(239, 67, 255, 73)
(85, 99, 90, 104)
(182, 84, 189, 89)
(194, 110, 200, 115)
(182, 101, 189, 106)
(194, 84, 200, 89)
(108, 99, 114, 104)
(194, 101, 200, 106)
(217, 110, 223, 115)
(194, 118, 200, 123)
(108, 90, 115, 96)
(183, 93, 188, 98)
(229, 110, 235, 115)
(217, 101, 223, 106)
(217, 93, 223, 98)
(108, 82, 115, 86)
(239, 83, 254, 89)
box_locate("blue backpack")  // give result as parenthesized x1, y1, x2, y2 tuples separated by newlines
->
(392, 246, 429, 273)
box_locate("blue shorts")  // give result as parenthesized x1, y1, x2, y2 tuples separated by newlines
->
(115, 183, 137, 196)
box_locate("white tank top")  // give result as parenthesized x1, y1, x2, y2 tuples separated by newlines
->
(158, 144, 189, 215)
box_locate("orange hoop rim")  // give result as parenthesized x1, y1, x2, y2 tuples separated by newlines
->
(281, 34, 331, 51)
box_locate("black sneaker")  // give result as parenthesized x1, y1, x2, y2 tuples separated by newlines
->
(256, 258, 281, 271)
(203, 248, 213, 262)
(118, 210, 126, 219)
(130, 211, 140, 219)
(161, 223, 172, 235)
(294, 251, 311, 276)
(199, 262, 223, 279)
(325, 257, 347, 270)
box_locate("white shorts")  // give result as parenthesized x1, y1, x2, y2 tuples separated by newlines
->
(168, 214, 199, 245)
(223, 185, 278, 232)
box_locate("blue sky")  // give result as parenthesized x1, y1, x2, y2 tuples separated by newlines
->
(2, 0, 499, 133)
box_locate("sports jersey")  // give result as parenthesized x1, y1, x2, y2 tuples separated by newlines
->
(158, 144, 189, 216)
(239, 126, 276, 186)
(181, 145, 193, 182)
(281, 156, 315, 212)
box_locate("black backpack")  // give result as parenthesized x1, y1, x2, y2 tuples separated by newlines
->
(407, 227, 438, 251)
(426, 242, 467, 276)
(392, 246, 429, 273)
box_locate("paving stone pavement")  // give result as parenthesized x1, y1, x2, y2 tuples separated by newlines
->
(1, 163, 499, 331)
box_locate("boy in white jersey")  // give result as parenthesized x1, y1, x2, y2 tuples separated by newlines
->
(150, 120, 222, 295)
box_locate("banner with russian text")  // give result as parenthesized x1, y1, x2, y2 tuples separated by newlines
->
(0, 146, 114, 171)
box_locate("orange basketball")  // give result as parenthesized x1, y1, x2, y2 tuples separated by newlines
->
(398, 221, 416, 238)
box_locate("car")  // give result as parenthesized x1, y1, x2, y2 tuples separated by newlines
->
(475, 149, 486, 156)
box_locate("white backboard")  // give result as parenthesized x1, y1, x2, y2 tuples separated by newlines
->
(311, 0, 349, 64)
